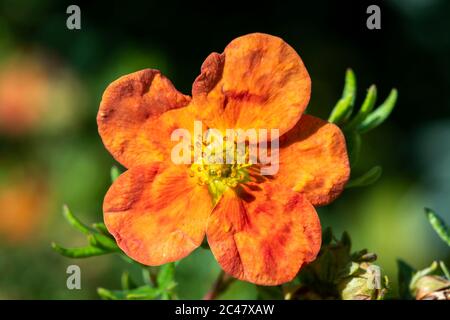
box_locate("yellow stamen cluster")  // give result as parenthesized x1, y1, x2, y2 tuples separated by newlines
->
(189, 161, 251, 188)
(189, 138, 254, 203)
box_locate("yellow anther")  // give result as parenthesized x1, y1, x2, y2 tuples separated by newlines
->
(228, 180, 238, 188)
(189, 139, 253, 194)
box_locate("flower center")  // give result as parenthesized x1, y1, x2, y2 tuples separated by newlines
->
(189, 140, 253, 204)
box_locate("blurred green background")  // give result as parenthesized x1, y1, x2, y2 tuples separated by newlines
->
(0, 0, 449, 299)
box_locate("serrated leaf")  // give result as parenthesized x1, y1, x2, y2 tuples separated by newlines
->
(62, 205, 93, 235)
(357, 89, 398, 133)
(92, 233, 119, 251)
(121, 271, 138, 290)
(51, 242, 111, 258)
(157, 263, 176, 289)
(346, 85, 377, 130)
(425, 208, 450, 246)
(110, 166, 121, 183)
(397, 259, 415, 299)
(328, 69, 357, 124)
(346, 166, 382, 188)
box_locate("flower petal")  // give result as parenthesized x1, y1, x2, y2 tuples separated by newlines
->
(97, 69, 192, 168)
(206, 182, 321, 285)
(277, 114, 350, 206)
(103, 163, 212, 265)
(192, 33, 311, 137)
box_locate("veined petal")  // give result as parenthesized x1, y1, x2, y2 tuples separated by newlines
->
(206, 182, 321, 285)
(97, 69, 192, 168)
(103, 163, 212, 265)
(192, 33, 311, 137)
(277, 114, 350, 206)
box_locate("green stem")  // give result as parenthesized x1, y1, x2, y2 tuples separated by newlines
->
(203, 270, 233, 300)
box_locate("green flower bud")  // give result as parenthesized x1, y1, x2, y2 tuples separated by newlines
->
(337, 262, 387, 300)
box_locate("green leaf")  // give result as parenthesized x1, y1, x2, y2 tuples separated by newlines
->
(345, 131, 362, 167)
(121, 271, 138, 290)
(126, 286, 161, 300)
(346, 85, 377, 130)
(62, 205, 93, 235)
(110, 166, 121, 183)
(439, 261, 450, 280)
(97, 288, 119, 300)
(92, 222, 113, 238)
(157, 263, 176, 289)
(328, 69, 357, 124)
(425, 208, 450, 246)
(142, 268, 153, 286)
(357, 89, 398, 134)
(397, 259, 415, 299)
(346, 166, 382, 188)
(98, 286, 161, 300)
(342, 69, 357, 106)
(329, 95, 353, 124)
(51, 242, 112, 258)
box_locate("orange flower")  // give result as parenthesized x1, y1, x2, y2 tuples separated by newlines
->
(0, 175, 49, 244)
(98, 33, 350, 285)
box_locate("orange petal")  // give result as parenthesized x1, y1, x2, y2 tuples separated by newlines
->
(192, 33, 311, 137)
(97, 69, 192, 168)
(103, 163, 212, 265)
(277, 114, 350, 206)
(206, 182, 321, 285)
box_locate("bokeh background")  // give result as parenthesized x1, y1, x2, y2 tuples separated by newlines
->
(0, 0, 449, 299)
